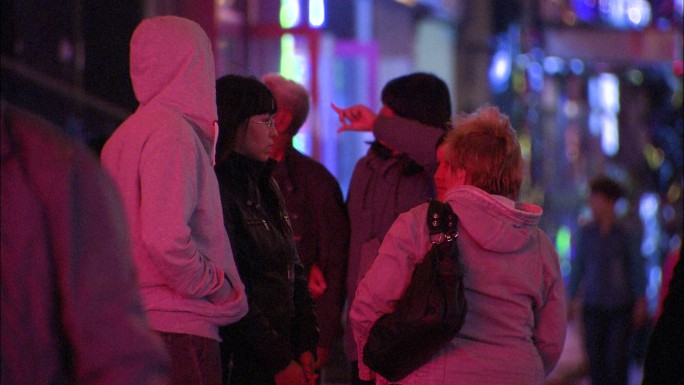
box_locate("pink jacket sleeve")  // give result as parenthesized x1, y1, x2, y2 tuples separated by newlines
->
(533, 234, 568, 374)
(349, 208, 427, 380)
(138, 127, 231, 301)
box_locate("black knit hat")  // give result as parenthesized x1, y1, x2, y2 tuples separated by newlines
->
(215, 75, 277, 162)
(381, 72, 451, 130)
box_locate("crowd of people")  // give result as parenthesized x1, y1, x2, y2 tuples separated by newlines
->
(2, 14, 681, 385)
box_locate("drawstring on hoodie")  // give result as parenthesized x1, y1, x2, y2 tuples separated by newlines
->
(211, 120, 219, 166)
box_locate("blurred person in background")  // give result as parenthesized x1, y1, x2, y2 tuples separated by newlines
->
(568, 175, 647, 385)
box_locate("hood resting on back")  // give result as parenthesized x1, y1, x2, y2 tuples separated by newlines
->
(445, 185, 543, 254)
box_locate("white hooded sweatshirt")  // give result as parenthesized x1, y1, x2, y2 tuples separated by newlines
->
(101, 16, 247, 341)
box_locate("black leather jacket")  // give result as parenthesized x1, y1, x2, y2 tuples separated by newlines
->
(216, 152, 318, 380)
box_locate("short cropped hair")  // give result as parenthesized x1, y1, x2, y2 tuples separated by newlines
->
(261, 73, 310, 136)
(590, 175, 624, 201)
(441, 105, 523, 199)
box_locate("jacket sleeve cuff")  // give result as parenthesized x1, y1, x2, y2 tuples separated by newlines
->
(262, 348, 293, 375)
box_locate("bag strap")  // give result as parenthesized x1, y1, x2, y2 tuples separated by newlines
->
(427, 200, 459, 245)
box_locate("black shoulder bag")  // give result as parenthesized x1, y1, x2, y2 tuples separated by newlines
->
(362, 200, 467, 382)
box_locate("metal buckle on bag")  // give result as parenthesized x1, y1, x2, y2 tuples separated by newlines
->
(429, 203, 458, 245)
(430, 233, 446, 245)
(431, 231, 458, 245)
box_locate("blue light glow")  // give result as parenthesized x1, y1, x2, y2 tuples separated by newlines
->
(293, 133, 310, 154)
(596, 73, 620, 112)
(626, 0, 651, 28)
(589, 111, 602, 135)
(647, 266, 661, 301)
(543, 56, 565, 74)
(601, 115, 619, 156)
(569, 58, 585, 74)
(527, 62, 544, 92)
(615, 197, 629, 217)
(639, 192, 661, 313)
(639, 193, 659, 218)
(600, 0, 652, 29)
(588, 73, 620, 155)
(489, 48, 512, 94)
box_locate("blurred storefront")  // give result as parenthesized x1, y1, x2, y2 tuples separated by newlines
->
(2, 0, 682, 326)
(490, 0, 683, 314)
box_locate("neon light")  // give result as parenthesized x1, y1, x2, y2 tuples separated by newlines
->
(556, 226, 572, 277)
(293, 133, 309, 154)
(488, 47, 511, 94)
(280, 34, 297, 80)
(600, 114, 619, 156)
(279, 33, 310, 154)
(556, 226, 571, 259)
(599, 0, 652, 28)
(589, 73, 620, 156)
(280, 0, 300, 29)
(639, 192, 660, 258)
(597, 73, 619, 113)
(309, 0, 325, 28)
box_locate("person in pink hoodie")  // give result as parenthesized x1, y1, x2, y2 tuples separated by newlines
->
(350, 105, 567, 384)
(100, 16, 248, 385)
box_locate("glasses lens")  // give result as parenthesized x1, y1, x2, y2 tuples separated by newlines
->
(254, 117, 274, 128)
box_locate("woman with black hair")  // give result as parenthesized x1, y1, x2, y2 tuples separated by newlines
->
(215, 75, 318, 385)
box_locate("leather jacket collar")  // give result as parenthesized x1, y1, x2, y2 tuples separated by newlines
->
(217, 151, 277, 182)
